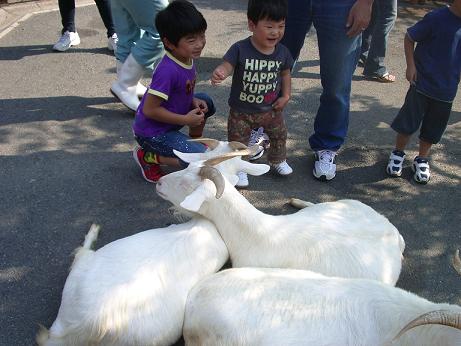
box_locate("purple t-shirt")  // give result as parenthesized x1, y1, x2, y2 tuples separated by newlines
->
(133, 52, 197, 137)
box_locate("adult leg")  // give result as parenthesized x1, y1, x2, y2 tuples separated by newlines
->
(53, 0, 80, 51)
(110, 0, 149, 110)
(94, 0, 116, 37)
(280, 0, 313, 65)
(121, 0, 168, 70)
(309, 0, 361, 152)
(363, 0, 397, 79)
(58, 0, 76, 34)
(360, 1, 377, 64)
(111, 0, 140, 63)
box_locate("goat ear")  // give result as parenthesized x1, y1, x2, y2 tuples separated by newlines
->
(239, 161, 270, 176)
(173, 149, 205, 164)
(180, 183, 214, 212)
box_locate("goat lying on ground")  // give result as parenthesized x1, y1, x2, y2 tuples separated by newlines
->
(183, 267, 461, 346)
(37, 219, 228, 346)
(37, 140, 253, 346)
(157, 150, 405, 285)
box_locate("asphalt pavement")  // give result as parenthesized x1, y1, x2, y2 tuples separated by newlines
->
(0, 1, 460, 345)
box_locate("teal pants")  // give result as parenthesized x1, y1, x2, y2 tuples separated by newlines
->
(110, 0, 168, 69)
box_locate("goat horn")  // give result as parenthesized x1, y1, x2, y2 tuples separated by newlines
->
(228, 141, 248, 151)
(188, 138, 220, 149)
(392, 310, 461, 341)
(453, 249, 461, 275)
(199, 166, 225, 199)
(203, 145, 260, 167)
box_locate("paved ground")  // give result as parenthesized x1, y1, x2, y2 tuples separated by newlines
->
(0, 1, 460, 345)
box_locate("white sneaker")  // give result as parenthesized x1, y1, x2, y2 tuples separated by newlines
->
(412, 156, 430, 184)
(270, 160, 293, 176)
(236, 172, 249, 188)
(107, 33, 118, 52)
(386, 150, 405, 177)
(313, 150, 336, 181)
(53, 31, 80, 52)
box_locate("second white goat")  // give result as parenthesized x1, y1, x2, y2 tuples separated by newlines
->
(157, 151, 405, 285)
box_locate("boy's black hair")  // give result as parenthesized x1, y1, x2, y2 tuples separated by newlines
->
(155, 0, 207, 47)
(247, 0, 287, 23)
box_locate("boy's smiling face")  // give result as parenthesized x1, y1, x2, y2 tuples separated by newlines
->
(165, 32, 207, 64)
(248, 17, 286, 52)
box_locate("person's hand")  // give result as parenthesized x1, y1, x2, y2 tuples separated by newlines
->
(211, 66, 227, 85)
(272, 95, 290, 111)
(406, 64, 417, 84)
(185, 107, 205, 126)
(346, 0, 373, 38)
(192, 98, 208, 113)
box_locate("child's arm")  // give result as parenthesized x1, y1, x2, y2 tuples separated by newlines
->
(142, 94, 204, 126)
(404, 33, 417, 84)
(272, 68, 291, 111)
(211, 61, 234, 85)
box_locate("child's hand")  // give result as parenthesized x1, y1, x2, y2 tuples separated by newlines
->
(406, 64, 417, 84)
(185, 107, 205, 126)
(192, 98, 208, 113)
(272, 95, 290, 111)
(211, 66, 227, 85)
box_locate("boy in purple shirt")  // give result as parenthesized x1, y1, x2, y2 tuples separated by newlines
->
(386, 1, 461, 184)
(132, 0, 215, 183)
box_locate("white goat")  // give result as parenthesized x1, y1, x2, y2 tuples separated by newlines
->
(37, 140, 250, 346)
(156, 151, 405, 285)
(183, 267, 461, 346)
(37, 218, 228, 346)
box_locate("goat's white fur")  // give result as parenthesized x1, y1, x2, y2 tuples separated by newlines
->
(183, 268, 461, 346)
(157, 155, 405, 285)
(37, 218, 228, 346)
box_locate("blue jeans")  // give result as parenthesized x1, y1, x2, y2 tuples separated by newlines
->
(361, 0, 397, 76)
(110, 0, 168, 69)
(135, 93, 215, 167)
(281, 0, 361, 151)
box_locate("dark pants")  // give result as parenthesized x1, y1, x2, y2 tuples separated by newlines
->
(58, 0, 115, 37)
(361, 0, 397, 76)
(391, 86, 452, 144)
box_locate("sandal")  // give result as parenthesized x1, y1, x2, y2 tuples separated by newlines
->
(364, 72, 396, 83)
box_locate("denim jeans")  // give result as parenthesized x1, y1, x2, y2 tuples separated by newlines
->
(135, 92, 215, 167)
(361, 0, 397, 76)
(110, 0, 168, 69)
(58, 0, 115, 37)
(281, 0, 361, 151)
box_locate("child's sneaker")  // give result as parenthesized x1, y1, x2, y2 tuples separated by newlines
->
(236, 172, 249, 188)
(412, 156, 430, 184)
(53, 31, 80, 51)
(248, 127, 268, 161)
(270, 160, 293, 176)
(386, 150, 406, 177)
(313, 150, 336, 181)
(132, 147, 164, 183)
